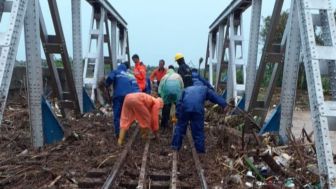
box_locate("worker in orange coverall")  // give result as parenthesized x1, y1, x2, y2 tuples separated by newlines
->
(118, 93, 164, 145)
(132, 54, 147, 92)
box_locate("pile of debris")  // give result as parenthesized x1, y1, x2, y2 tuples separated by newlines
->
(204, 105, 320, 188)
(0, 95, 120, 188)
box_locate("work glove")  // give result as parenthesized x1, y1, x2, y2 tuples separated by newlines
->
(171, 115, 177, 125)
(212, 104, 219, 109)
(228, 98, 235, 107)
(171, 117, 177, 125)
(98, 77, 106, 91)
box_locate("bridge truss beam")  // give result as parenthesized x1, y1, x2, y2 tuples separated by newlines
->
(0, 0, 129, 147)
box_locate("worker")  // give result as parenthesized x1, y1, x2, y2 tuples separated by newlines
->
(171, 85, 228, 153)
(158, 65, 184, 131)
(150, 59, 167, 87)
(118, 93, 164, 145)
(175, 53, 193, 88)
(104, 63, 140, 137)
(191, 68, 215, 90)
(132, 54, 147, 92)
(145, 77, 152, 94)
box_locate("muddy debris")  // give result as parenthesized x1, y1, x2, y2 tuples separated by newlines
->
(0, 94, 119, 188)
(0, 92, 323, 189)
(203, 105, 320, 189)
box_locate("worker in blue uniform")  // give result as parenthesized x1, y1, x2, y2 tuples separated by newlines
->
(171, 84, 228, 153)
(105, 63, 140, 137)
(145, 77, 152, 94)
(191, 68, 215, 90)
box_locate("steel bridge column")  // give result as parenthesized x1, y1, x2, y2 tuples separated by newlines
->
(296, 0, 336, 186)
(279, 0, 301, 143)
(208, 33, 216, 86)
(215, 24, 225, 89)
(321, 7, 336, 100)
(111, 19, 117, 69)
(227, 13, 245, 103)
(0, 0, 28, 125)
(25, 0, 43, 147)
(245, 0, 262, 110)
(71, 0, 83, 113)
(126, 31, 131, 63)
(120, 29, 128, 62)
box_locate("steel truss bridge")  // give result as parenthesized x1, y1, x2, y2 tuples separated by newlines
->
(1, 0, 336, 187)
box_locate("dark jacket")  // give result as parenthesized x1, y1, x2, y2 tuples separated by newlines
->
(177, 63, 193, 88)
(176, 86, 227, 117)
(105, 64, 140, 98)
(192, 71, 215, 90)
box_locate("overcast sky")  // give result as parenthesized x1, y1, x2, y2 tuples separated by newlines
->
(15, 0, 336, 68)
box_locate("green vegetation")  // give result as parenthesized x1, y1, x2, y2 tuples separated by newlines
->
(258, 10, 336, 96)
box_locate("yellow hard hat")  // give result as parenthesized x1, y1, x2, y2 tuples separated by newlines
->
(175, 53, 184, 61)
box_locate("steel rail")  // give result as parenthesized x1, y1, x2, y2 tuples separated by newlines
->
(102, 127, 139, 189)
(187, 129, 208, 189)
(137, 139, 150, 188)
(170, 151, 178, 189)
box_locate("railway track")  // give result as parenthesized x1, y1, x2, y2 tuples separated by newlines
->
(78, 126, 208, 189)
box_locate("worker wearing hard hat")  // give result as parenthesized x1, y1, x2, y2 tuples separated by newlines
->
(103, 63, 140, 137)
(132, 54, 147, 92)
(171, 84, 228, 153)
(118, 93, 164, 145)
(158, 65, 184, 131)
(175, 53, 193, 88)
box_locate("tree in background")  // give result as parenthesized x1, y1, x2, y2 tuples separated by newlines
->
(260, 12, 288, 44)
(259, 10, 336, 94)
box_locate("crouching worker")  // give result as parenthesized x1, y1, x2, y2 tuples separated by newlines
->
(104, 63, 140, 138)
(171, 85, 227, 153)
(158, 65, 183, 131)
(118, 93, 164, 145)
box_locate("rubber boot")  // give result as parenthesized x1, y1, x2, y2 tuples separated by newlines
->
(140, 128, 149, 139)
(118, 128, 127, 145)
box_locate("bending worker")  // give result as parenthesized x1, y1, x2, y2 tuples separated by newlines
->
(118, 93, 164, 145)
(132, 54, 147, 92)
(104, 63, 140, 137)
(175, 53, 193, 88)
(191, 68, 215, 90)
(171, 84, 227, 153)
(158, 65, 184, 131)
